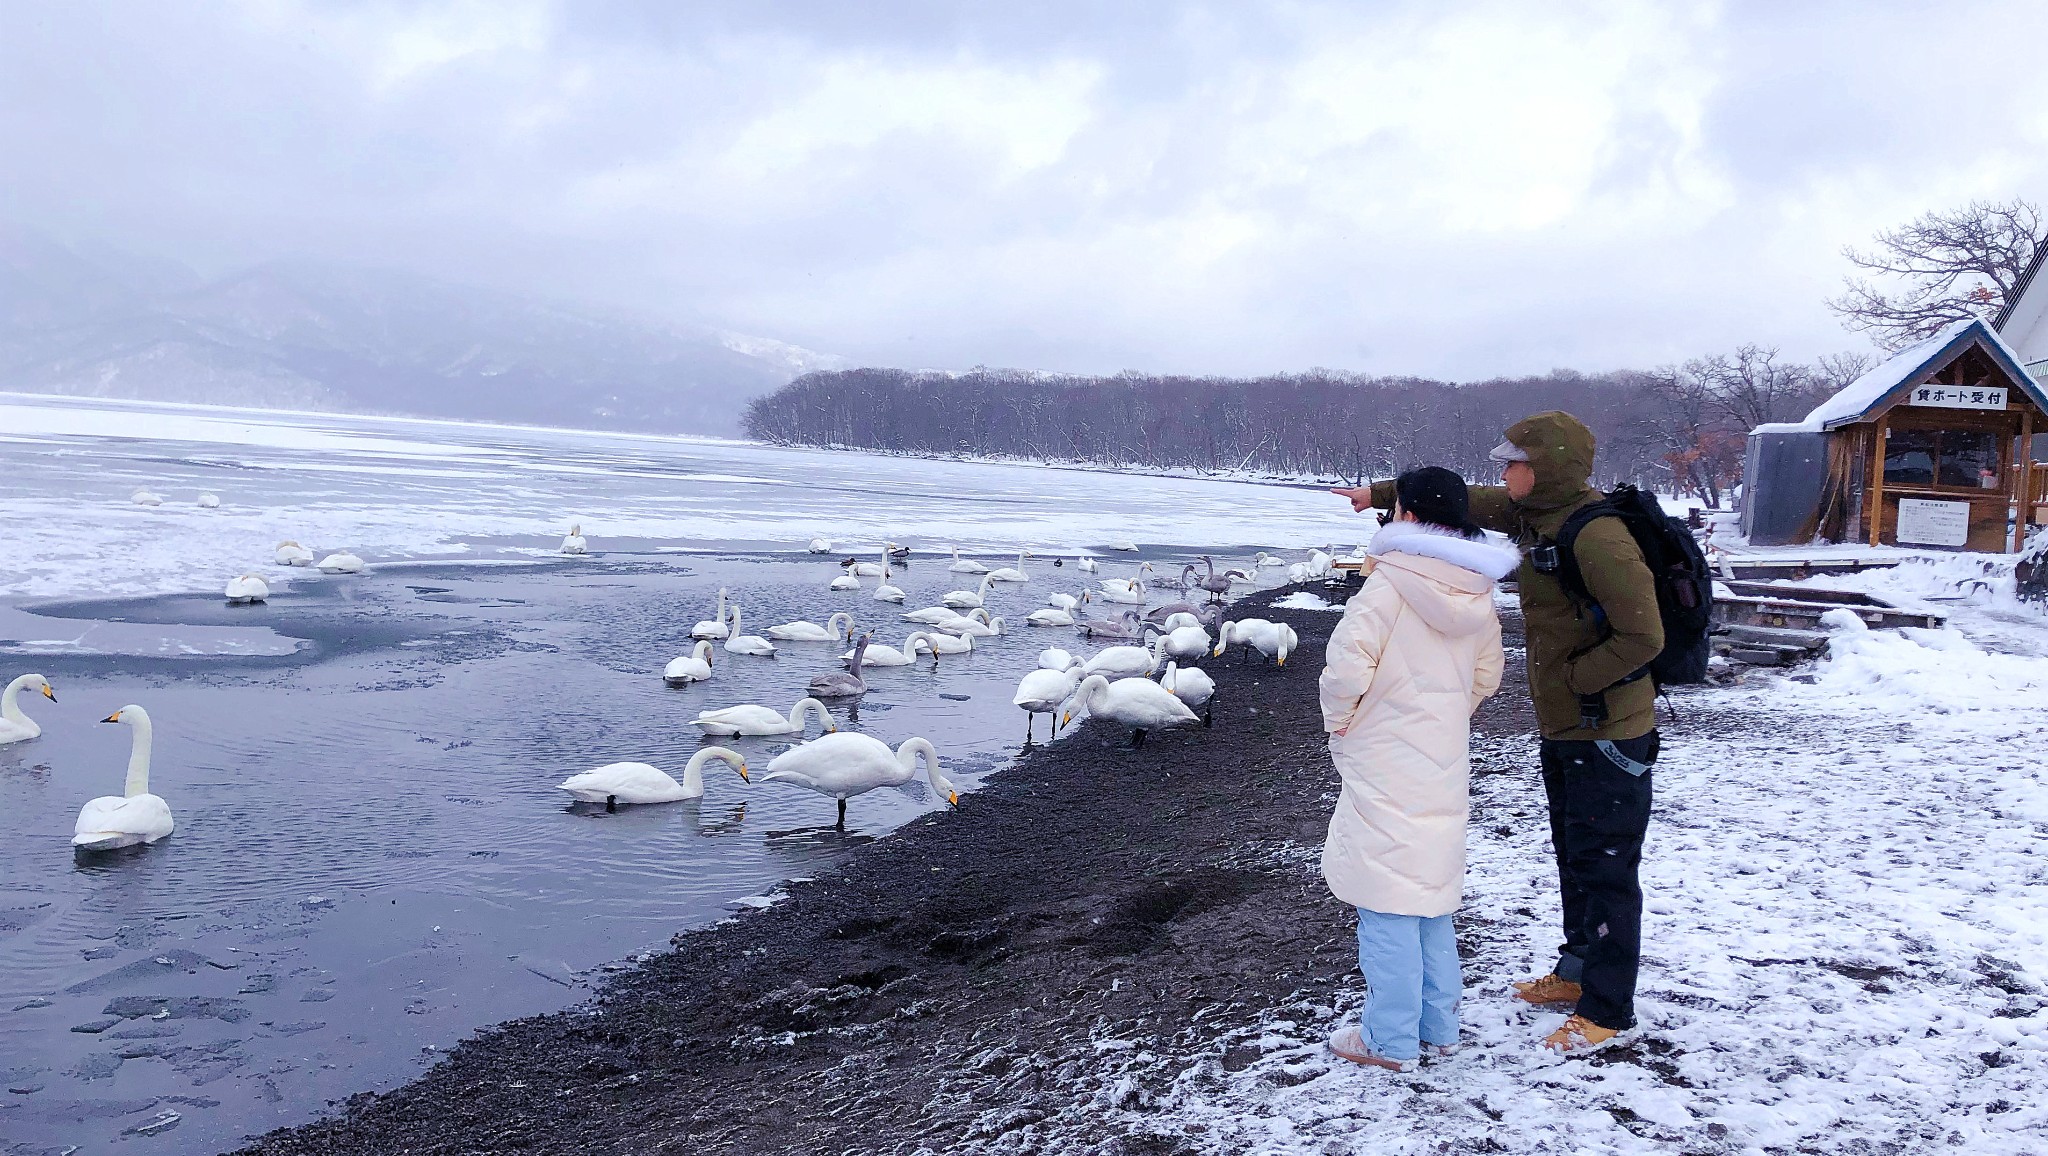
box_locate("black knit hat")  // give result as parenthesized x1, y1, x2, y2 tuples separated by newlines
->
(1394, 466, 1484, 540)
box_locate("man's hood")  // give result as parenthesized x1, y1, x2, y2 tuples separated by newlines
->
(1504, 411, 1596, 510)
(1367, 521, 1519, 638)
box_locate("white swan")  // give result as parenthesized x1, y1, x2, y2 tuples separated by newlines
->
(1063, 674, 1198, 746)
(874, 565, 905, 604)
(937, 608, 1003, 637)
(721, 607, 777, 657)
(690, 696, 835, 737)
(1039, 647, 1077, 671)
(918, 629, 974, 655)
(942, 575, 997, 609)
(808, 538, 834, 554)
(845, 548, 888, 578)
(0, 674, 54, 745)
(274, 541, 315, 567)
(1082, 640, 1159, 680)
(949, 547, 989, 574)
(1214, 619, 1297, 666)
(902, 605, 967, 625)
(1045, 592, 1081, 611)
(1160, 661, 1216, 725)
(1094, 578, 1147, 606)
(1013, 658, 1081, 744)
(767, 611, 856, 643)
(560, 524, 588, 554)
(1110, 540, 1139, 552)
(1077, 555, 1098, 573)
(1156, 623, 1211, 661)
(556, 746, 747, 810)
(130, 489, 162, 506)
(691, 588, 731, 640)
(1026, 607, 1074, 627)
(196, 492, 220, 509)
(987, 550, 1033, 583)
(74, 706, 175, 851)
(830, 573, 862, 591)
(224, 574, 269, 604)
(316, 552, 366, 574)
(847, 631, 936, 667)
(761, 733, 956, 828)
(663, 640, 715, 685)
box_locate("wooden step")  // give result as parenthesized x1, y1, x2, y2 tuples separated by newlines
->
(1717, 623, 1830, 652)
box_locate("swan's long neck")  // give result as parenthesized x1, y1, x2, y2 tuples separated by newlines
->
(729, 606, 744, 634)
(830, 612, 854, 639)
(1150, 632, 1171, 660)
(847, 639, 868, 677)
(0, 676, 26, 724)
(790, 697, 830, 730)
(682, 748, 740, 795)
(695, 640, 714, 663)
(123, 714, 154, 797)
(716, 587, 728, 621)
(896, 737, 951, 795)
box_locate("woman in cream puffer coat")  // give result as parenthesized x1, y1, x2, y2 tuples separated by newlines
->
(1318, 467, 1518, 1070)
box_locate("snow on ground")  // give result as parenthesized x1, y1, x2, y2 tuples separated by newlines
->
(1098, 577, 2048, 1154)
(1271, 592, 1346, 612)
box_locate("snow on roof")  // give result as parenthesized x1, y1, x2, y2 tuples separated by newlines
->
(1776, 317, 2047, 433)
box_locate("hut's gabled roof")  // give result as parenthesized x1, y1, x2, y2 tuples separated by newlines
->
(1764, 317, 2048, 433)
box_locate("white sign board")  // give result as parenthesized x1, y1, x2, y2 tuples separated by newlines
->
(1909, 384, 2006, 409)
(1896, 497, 1971, 547)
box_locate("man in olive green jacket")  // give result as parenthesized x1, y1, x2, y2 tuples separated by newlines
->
(1334, 411, 1662, 1053)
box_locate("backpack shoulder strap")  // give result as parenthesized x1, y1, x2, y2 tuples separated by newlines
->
(1551, 497, 1617, 607)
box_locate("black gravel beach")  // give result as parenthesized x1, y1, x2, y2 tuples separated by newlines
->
(235, 585, 1540, 1155)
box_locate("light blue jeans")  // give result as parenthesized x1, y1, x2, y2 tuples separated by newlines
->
(1355, 907, 1461, 1061)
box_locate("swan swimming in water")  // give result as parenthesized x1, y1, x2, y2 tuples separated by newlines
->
(1045, 592, 1081, 611)
(721, 607, 777, 657)
(224, 574, 269, 604)
(0, 674, 55, 745)
(663, 640, 715, 684)
(873, 564, 905, 604)
(691, 588, 731, 640)
(1077, 555, 1099, 573)
(556, 746, 747, 811)
(917, 629, 974, 655)
(274, 541, 316, 567)
(901, 605, 967, 625)
(847, 631, 937, 667)
(986, 550, 1033, 583)
(808, 635, 872, 698)
(317, 552, 366, 574)
(1025, 606, 1074, 627)
(949, 547, 988, 574)
(936, 608, 1003, 637)
(942, 575, 997, 609)
(767, 611, 856, 643)
(560, 525, 588, 554)
(74, 705, 175, 851)
(1062, 674, 1198, 747)
(690, 696, 836, 737)
(761, 732, 956, 829)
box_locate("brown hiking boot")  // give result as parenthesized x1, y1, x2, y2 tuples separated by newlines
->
(1512, 973, 1582, 1008)
(1542, 1014, 1619, 1053)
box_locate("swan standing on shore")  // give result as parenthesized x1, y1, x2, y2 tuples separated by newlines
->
(317, 552, 366, 574)
(721, 607, 777, 657)
(663, 641, 715, 685)
(767, 611, 856, 643)
(1156, 622, 1211, 661)
(691, 589, 731, 640)
(690, 697, 835, 737)
(74, 706, 175, 851)
(0, 674, 55, 745)
(556, 747, 748, 811)
(1063, 674, 1198, 747)
(762, 733, 956, 829)
(1214, 618, 1297, 666)
(1013, 657, 1081, 745)
(275, 541, 316, 567)
(224, 574, 269, 604)
(949, 548, 989, 574)
(942, 575, 997, 609)
(560, 525, 588, 554)
(808, 635, 872, 698)
(848, 631, 936, 667)
(1082, 638, 1161, 679)
(987, 550, 1033, 583)
(1160, 662, 1216, 726)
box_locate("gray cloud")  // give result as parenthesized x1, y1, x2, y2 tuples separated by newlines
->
(6, 0, 2047, 381)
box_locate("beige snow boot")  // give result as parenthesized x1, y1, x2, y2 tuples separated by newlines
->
(1512, 973, 1582, 1008)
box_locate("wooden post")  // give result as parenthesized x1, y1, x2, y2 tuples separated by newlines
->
(2020, 406, 2037, 552)
(1868, 413, 1889, 547)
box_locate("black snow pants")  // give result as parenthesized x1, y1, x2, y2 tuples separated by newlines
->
(1539, 732, 1657, 1031)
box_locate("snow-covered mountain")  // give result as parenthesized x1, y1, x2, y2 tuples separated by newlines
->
(0, 229, 841, 434)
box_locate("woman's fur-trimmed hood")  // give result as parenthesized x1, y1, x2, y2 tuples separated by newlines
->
(1368, 520, 1521, 580)
(1364, 520, 1521, 638)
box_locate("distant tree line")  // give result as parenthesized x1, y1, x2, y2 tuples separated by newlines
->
(742, 353, 1863, 506)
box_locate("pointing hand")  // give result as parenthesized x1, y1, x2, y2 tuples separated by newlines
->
(1329, 486, 1374, 513)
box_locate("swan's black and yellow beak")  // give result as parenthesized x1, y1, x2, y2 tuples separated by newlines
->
(737, 763, 750, 783)
(1060, 712, 1073, 728)
(826, 724, 839, 733)
(42, 684, 56, 702)
(101, 710, 121, 724)
(947, 791, 959, 807)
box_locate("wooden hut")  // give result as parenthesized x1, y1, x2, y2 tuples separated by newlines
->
(1743, 318, 2048, 552)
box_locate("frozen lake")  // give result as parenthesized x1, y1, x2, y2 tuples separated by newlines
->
(0, 394, 1350, 1152)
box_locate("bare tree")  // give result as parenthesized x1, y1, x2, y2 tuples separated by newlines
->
(1813, 350, 1876, 390)
(1828, 198, 2046, 350)
(1699, 344, 1828, 430)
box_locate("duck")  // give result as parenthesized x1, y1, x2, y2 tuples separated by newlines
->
(886, 542, 911, 561)
(74, 706, 175, 851)
(936, 609, 1003, 637)
(690, 696, 836, 737)
(130, 489, 163, 506)
(663, 640, 715, 685)
(873, 565, 905, 604)
(1214, 618, 1297, 666)
(0, 674, 55, 745)
(767, 611, 856, 643)
(941, 574, 997, 609)
(196, 492, 221, 509)
(808, 538, 834, 554)
(224, 574, 269, 604)
(986, 550, 1033, 583)
(1083, 637, 1161, 679)
(556, 747, 747, 811)
(691, 588, 732, 640)
(1025, 606, 1075, 627)
(560, 524, 588, 554)
(1013, 656, 1082, 745)
(948, 548, 989, 574)
(721, 607, 777, 657)
(1045, 592, 1081, 611)
(808, 635, 871, 698)
(274, 541, 316, 567)
(847, 631, 938, 667)
(1062, 674, 1199, 747)
(761, 733, 956, 829)
(1160, 662, 1216, 726)
(316, 552, 366, 574)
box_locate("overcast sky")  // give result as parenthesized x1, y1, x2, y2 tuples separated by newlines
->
(6, 0, 2047, 379)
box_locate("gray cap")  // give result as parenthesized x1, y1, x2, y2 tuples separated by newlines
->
(1487, 439, 1530, 463)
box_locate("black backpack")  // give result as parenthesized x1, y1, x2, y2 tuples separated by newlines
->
(1553, 484, 1715, 687)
